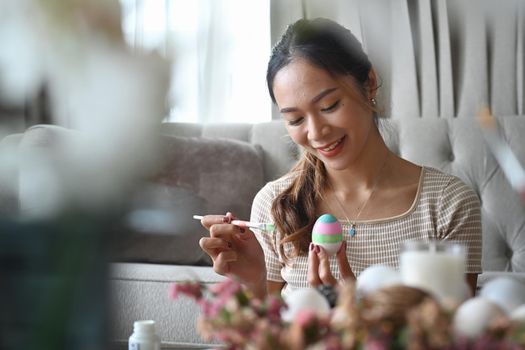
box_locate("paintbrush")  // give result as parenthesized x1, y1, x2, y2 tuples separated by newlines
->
(477, 106, 525, 202)
(193, 215, 275, 231)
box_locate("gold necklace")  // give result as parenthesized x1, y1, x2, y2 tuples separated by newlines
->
(329, 151, 390, 237)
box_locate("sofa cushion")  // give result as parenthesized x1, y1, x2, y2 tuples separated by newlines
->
(112, 135, 265, 265)
(115, 185, 211, 265)
(157, 135, 265, 221)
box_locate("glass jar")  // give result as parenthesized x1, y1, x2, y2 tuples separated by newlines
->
(400, 239, 467, 304)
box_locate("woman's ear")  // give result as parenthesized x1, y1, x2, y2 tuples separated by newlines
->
(367, 68, 378, 99)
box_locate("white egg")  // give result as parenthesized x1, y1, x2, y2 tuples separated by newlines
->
(281, 288, 330, 322)
(510, 304, 525, 324)
(479, 277, 525, 314)
(453, 297, 506, 339)
(356, 265, 402, 296)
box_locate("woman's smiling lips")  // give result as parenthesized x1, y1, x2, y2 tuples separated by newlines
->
(315, 136, 346, 157)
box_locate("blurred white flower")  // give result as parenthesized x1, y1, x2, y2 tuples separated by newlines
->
(0, 0, 171, 218)
(0, 0, 45, 102)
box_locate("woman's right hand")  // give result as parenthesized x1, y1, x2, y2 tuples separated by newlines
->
(198, 213, 267, 297)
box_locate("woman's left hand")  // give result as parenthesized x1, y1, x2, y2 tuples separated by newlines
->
(307, 240, 355, 287)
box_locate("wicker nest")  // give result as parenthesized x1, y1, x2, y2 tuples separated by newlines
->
(359, 285, 437, 327)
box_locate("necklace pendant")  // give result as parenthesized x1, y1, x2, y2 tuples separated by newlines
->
(349, 224, 356, 237)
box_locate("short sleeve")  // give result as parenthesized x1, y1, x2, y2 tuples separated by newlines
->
(437, 177, 482, 273)
(250, 182, 285, 282)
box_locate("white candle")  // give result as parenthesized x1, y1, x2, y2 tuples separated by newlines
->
(400, 240, 466, 304)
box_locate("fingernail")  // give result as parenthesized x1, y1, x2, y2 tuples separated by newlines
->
(314, 245, 320, 253)
(223, 216, 231, 223)
(309, 242, 314, 251)
(239, 227, 246, 233)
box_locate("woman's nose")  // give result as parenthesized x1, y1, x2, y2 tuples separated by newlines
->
(307, 116, 330, 141)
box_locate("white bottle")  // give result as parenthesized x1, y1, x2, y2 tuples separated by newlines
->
(128, 320, 161, 350)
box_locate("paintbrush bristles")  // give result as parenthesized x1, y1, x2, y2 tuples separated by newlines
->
(477, 106, 497, 130)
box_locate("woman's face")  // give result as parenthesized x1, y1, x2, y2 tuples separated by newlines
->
(272, 58, 376, 171)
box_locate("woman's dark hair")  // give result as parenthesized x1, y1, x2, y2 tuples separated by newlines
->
(267, 18, 372, 103)
(267, 18, 375, 261)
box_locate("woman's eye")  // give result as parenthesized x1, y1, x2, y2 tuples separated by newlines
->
(287, 117, 304, 126)
(321, 100, 340, 112)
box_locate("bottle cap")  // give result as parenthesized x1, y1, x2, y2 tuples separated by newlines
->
(133, 320, 156, 333)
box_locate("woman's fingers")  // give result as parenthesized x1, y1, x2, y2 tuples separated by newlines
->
(199, 213, 242, 276)
(336, 240, 355, 281)
(199, 222, 237, 261)
(200, 212, 236, 230)
(308, 242, 352, 286)
(307, 243, 322, 287)
(317, 246, 338, 285)
(199, 237, 231, 258)
(201, 215, 228, 230)
(213, 250, 238, 275)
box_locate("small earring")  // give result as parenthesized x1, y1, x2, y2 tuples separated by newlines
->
(370, 97, 377, 106)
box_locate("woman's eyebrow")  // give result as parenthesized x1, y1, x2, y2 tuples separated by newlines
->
(311, 87, 338, 104)
(279, 87, 338, 114)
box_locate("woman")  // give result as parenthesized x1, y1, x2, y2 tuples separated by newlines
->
(198, 18, 481, 299)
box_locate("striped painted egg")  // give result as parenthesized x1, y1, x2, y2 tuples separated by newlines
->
(312, 214, 343, 256)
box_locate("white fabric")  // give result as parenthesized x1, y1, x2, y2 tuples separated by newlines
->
(271, 0, 525, 119)
(120, 0, 271, 124)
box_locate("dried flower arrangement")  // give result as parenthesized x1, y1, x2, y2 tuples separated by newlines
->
(170, 278, 525, 350)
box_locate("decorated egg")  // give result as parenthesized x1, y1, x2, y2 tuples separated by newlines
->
(312, 214, 343, 256)
(356, 265, 402, 296)
(452, 297, 506, 339)
(281, 288, 330, 322)
(479, 277, 525, 314)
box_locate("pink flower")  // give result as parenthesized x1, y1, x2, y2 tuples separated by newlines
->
(294, 309, 317, 327)
(169, 281, 202, 300)
(265, 295, 285, 322)
(199, 299, 213, 317)
(170, 277, 525, 350)
(208, 278, 241, 297)
(363, 338, 389, 350)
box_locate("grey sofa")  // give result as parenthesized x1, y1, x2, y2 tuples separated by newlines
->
(109, 116, 525, 349)
(2, 117, 525, 349)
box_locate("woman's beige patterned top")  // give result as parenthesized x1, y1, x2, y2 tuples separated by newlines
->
(250, 166, 482, 297)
